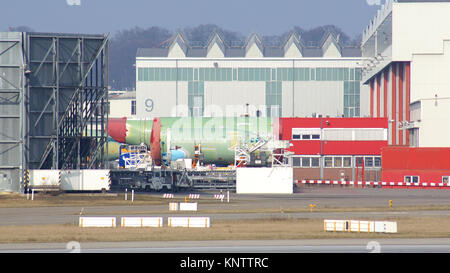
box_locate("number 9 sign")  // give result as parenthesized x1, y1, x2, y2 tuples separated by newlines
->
(145, 98, 154, 112)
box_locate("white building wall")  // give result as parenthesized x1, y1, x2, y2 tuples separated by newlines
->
(418, 99, 450, 147)
(204, 81, 266, 117)
(359, 84, 370, 117)
(136, 81, 178, 117)
(410, 40, 450, 103)
(392, 2, 450, 61)
(136, 58, 366, 118)
(292, 81, 344, 117)
(362, 1, 450, 148)
(410, 40, 450, 147)
(109, 99, 135, 118)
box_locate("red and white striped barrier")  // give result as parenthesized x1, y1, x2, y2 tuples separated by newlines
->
(297, 180, 450, 189)
(163, 193, 174, 198)
(189, 194, 200, 199)
(214, 194, 225, 200)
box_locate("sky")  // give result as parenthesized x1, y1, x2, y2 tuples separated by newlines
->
(1, 0, 384, 39)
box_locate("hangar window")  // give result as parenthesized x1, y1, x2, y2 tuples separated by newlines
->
(131, 100, 136, 115)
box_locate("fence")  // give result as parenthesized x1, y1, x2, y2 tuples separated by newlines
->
(298, 180, 450, 189)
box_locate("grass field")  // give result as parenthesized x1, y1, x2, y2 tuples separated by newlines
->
(1, 191, 450, 244)
(0, 217, 449, 244)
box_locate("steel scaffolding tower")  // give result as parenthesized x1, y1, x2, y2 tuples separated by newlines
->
(23, 32, 109, 171)
(0, 32, 109, 192)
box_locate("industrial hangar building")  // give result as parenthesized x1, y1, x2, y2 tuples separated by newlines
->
(362, 0, 450, 183)
(134, 20, 378, 182)
(135, 32, 369, 119)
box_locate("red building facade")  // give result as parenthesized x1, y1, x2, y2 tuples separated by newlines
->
(381, 147, 450, 184)
(280, 117, 389, 182)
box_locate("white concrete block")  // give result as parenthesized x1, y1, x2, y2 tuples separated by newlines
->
(79, 217, 116, 228)
(236, 167, 293, 194)
(121, 217, 163, 227)
(168, 217, 210, 228)
(179, 202, 198, 211)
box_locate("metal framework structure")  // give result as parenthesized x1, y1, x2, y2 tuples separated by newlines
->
(0, 32, 24, 192)
(23, 32, 109, 171)
(0, 31, 109, 193)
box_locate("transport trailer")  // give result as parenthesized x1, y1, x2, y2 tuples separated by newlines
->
(185, 169, 236, 189)
(109, 168, 236, 192)
(109, 168, 189, 192)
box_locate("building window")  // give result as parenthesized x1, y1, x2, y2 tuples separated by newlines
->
(404, 176, 420, 183)
(361, 156, 381, 168)
(292, 157, 320, 168)
(301, 157, 311, 167)
(291, 128, 321, 141)
(374, 157, 381, 167)
(365, 157, 373, 167)
(311, 158, 320, 167)
(333, 157, 342, 168)
(344, 80, 361, 117)
(131, 100, 136, 115)
(292, 157, 301, 167)
(443, 176, 450, 184)
(266, 81, 282, 118)
(324, 157, 333, 167)
(356, 157, 364, 166)
(343, 157, 352, 167)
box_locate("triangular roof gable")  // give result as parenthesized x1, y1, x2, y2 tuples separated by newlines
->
(206, 32, 226, 58)
(283, 32, 304, 57)
(245, 33, 264, 57)
(168, 32, 188, 57)
(320, 32, 342, 58)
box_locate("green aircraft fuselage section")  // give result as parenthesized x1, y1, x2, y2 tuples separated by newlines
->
(121, 117, 276, 165)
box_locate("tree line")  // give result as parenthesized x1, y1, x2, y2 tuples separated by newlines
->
(8, 24, 361, 91)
